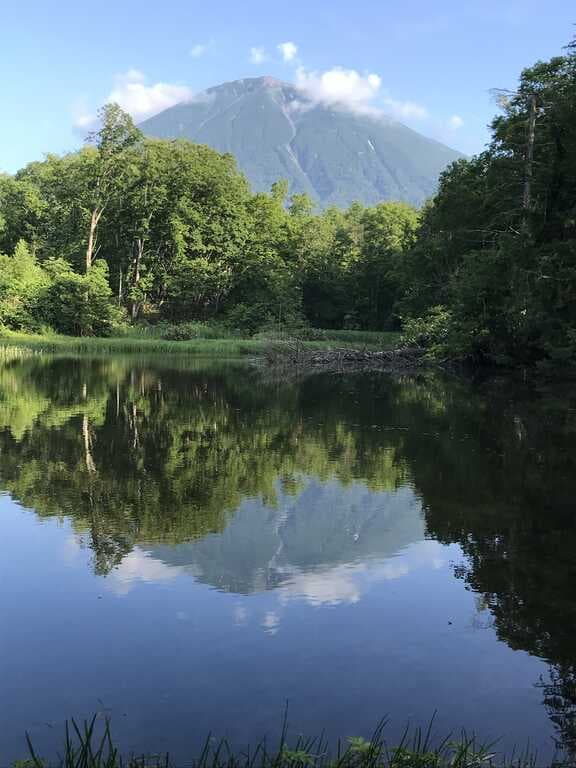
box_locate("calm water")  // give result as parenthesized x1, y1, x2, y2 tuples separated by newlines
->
(0, 355, 575, 765)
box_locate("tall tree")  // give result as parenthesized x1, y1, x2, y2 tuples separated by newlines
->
(84, 104, 141, 272)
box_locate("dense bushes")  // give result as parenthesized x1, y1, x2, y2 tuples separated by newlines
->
(0, 242, 121, 336)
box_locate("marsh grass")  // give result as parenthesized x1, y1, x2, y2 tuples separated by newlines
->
(0, 329, 399, 358)
(17, 716, 551, 768)
(0, 332, 263, 357)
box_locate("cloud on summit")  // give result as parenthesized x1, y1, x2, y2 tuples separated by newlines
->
(293, 65, 429, 123)
(295, 66, 382, 111)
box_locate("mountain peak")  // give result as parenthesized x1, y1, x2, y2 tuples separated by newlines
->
(206, 75, 292, 95)
(260, 75, 285, 88)
(141, 77, 463, 208)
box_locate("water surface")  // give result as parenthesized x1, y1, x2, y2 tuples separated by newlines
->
(0, 356, 574, 764)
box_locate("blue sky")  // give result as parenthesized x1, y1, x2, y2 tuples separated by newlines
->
(1, 0, 574, 173)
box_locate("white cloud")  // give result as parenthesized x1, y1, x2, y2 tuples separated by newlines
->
(448, 114, 464, 130)
(190, 42, 208, 58)
(278, 41, 298, 62)
(108, 69, 193, 122)
(72, 98, 98, 133)
(74, 111, 97, 129)
(291, 61, 429, 124)
(107, 549, 184, 595)
(74, 69, 194, 130)
(382, 96, 429, 121)
(250, 47, 268, 65)
(296, 66, 382, 112)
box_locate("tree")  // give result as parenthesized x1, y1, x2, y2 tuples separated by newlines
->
(354, 202, 419, 329)
(400, 37, 576, 364)
(84, 103, 141, 272)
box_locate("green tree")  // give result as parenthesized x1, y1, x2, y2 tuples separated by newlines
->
(400, 36, 576, 365)
(84, 103, 142, 272)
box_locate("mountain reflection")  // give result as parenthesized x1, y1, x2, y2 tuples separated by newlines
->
(144, 481, 424, 595)
(1, 355, 576, 759)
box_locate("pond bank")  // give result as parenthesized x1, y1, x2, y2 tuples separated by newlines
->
(263, 340, 429, 373)
(0, 330, 400, 359)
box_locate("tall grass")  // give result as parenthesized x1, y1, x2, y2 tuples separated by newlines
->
(0, 332, 264, 357)
(0, 329, 400, 358)
(17, 715, 550, 768)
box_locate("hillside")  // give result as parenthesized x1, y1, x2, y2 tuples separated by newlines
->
(140, 76, 463, 207)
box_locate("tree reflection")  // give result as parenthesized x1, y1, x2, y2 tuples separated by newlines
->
(0, 357, 575, 758)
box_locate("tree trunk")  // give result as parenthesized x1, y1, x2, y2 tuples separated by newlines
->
(522, 94, 538, 236)
(86, 207, 102, 272)
(130, 238, 144, 320)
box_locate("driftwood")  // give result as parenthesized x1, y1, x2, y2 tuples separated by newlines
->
(263, 339, 428, 373)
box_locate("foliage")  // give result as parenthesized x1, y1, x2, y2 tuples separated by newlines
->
(0, 240, 48, 330)
(157, 321, 231, 341)
(41, 259, 123, 336)
(398, 37, 576, 366)
(0, 105, 419, 340)
(401, 307, 454, 359)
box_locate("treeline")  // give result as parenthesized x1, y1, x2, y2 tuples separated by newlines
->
(1, 37, 575, 364)
(402, 37, 576, 366)
(0, 103, 418, 336)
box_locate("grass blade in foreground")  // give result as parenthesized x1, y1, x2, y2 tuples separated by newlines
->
(16, 716, 557, 768)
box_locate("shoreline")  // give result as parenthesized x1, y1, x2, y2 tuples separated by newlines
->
(0, 330, 400, 359)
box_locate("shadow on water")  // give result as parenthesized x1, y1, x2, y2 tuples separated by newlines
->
(0, 355, 575, 762)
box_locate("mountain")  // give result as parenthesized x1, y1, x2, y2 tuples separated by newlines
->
(139, 76, 463, 208)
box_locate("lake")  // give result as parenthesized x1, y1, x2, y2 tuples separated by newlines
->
(0, 355, 574, 765)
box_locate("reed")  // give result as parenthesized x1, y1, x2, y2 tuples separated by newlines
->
(0, 330, 399, 358)
(17, 715, 547, 768)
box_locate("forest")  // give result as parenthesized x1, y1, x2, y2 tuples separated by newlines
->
(1, 38, 575, 367)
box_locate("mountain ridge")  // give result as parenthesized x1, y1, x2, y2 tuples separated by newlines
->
(140, 75, 463, 207)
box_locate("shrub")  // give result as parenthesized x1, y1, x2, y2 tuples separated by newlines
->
(223, 303, 275, 335)
(0, 240, 49, 331)
(40, 259, 124, 336)
(158, 321, 224, 341)
(401, 306, 454, 358)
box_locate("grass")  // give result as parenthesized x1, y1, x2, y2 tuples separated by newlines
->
(0, 329, 401, 358)
(15, 715, 551, 768)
